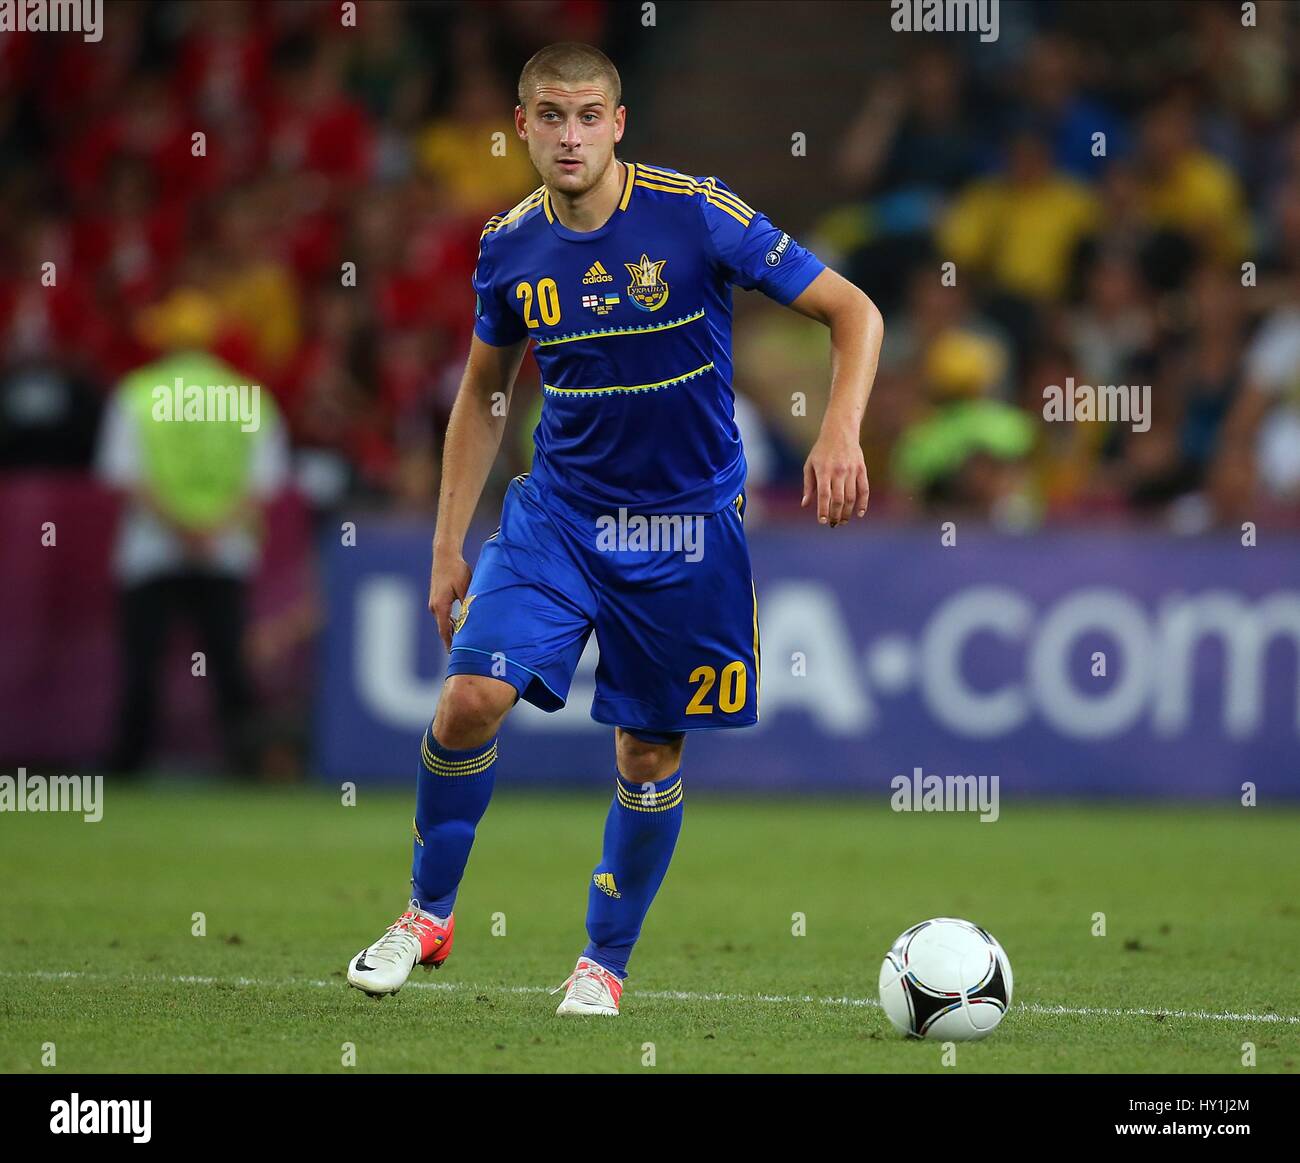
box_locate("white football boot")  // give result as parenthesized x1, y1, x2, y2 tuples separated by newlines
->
(347, 899, 454, 997)
(551, 955, 624, 1016)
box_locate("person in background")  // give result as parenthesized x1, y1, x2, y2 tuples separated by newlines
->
(824, 46, 981, 314)
(1211, 264, 1300, 520)
(935, 123, 1099, 369)
(890, 304, 1037, 529)
(891, 397, 1038, 530)
(1016, 34, 1127, 182)
(1135, 88, 1251, 268)
(95, 289, 289, 777)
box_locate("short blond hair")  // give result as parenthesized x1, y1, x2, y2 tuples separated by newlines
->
(518, 42, 622, 113)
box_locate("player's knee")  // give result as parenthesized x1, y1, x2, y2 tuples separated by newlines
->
(615, 730, 684, 783)
(433, 676, 516, 749)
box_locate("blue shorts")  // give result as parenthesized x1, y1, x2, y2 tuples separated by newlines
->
(446, 473, 760, 734)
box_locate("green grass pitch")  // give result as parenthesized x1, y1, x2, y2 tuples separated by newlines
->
(2, 786, 1297, 1073)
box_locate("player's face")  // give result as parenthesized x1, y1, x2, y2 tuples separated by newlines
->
(519, 82, 624, 194)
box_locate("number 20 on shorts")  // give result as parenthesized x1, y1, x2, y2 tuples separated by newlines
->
(685, 661, 747, 715)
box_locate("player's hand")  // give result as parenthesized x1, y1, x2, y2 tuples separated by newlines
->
(801, 430, 869, 527)
(429, 549, 473, 653)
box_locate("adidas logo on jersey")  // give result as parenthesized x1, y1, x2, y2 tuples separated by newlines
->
(582, 261, 615, 284)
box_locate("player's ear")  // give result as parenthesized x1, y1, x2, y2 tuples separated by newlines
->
(514, 104, 527, 136)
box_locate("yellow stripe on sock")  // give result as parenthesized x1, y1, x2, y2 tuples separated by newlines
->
(422, 737, 498, 777)
(616, 776, 683, 812)
(617, 784, 684, 813)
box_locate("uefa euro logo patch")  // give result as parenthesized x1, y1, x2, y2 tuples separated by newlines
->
(624, 253, 669, 311)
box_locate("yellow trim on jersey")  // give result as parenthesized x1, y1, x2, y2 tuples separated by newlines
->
(635, 165, 756, 221)
(483, 188, 544, 234)
(634, 176, 752, 228)
(539, 161, 635, 226)
(637, 165, 756, 217)
(537, 308, 705, 347)
(481, 188, 546, 238)
(751, 579, 761, 722)
(542, 361, 714, 396)
(483, 164, 739, 240)
(635, 174, 753, 219)
(634, 178, 750, 227)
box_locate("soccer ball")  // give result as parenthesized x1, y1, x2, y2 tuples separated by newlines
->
(878, 917, 1013, 1041)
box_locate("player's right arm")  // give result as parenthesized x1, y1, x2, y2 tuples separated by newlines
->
(429, 331, 529, 651)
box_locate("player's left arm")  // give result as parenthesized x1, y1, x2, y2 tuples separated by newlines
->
(786, 267, 884, 526)
(700, 178, 884, 526)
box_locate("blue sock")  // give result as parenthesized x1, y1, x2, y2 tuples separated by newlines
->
(583, 770, 684, 978)
(410, 725, 497, 917)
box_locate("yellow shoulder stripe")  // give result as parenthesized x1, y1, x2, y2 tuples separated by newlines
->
(481, 187, 546, 238)
(634, 178, 751, 227)
(636, 165, 756, 218)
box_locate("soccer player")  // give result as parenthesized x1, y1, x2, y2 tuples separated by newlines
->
(348, 43, 884, 1014)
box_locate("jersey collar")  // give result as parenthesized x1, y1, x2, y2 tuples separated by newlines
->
(544, 161, 636, 242)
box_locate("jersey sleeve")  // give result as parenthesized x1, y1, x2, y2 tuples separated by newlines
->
(697, 176, 826, 305)
(471, 228, 528, 347)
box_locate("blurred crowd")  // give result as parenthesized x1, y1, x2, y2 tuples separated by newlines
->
(0, 0, 1297, 532)
(0, 0, 629, 517)
(774, 3, 1300, 530)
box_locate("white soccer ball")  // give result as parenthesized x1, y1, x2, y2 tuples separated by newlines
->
(878, 917, 1013, 1041)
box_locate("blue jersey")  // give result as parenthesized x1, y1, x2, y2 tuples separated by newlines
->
(472, 161, 826, 516)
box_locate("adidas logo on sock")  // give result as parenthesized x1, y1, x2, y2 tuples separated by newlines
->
(593, 872, 621, 899)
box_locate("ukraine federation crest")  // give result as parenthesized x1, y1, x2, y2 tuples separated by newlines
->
(624, 253, 669, 311)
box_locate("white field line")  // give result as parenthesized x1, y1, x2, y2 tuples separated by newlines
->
(3, 969, 1298, 1026)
